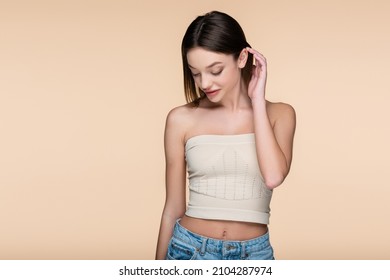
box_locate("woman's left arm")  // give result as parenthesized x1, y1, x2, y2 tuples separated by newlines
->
(246, 48, 296, 189)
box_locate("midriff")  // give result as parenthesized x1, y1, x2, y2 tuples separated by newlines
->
(179, 215, 268, 241)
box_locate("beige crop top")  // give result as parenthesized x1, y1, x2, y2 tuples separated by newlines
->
(184, 133, 273, 224)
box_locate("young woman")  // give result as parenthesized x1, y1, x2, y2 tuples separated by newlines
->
(156, 11, 296, 260)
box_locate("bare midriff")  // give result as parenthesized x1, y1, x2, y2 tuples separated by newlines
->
(179, 215, 268, 241)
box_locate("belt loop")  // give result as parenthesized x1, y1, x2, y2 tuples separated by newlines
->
(200, 238, 207, 256)
(241, 242, 246, 259)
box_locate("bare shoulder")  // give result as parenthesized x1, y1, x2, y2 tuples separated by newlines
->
(165, 103, 196, 143)
(266, 101, 296, 126)
(166, 103, 195, 127)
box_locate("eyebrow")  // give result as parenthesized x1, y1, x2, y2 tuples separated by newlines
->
(188, 61, 223, 69)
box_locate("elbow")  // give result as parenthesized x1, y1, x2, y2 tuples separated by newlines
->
(262, 163, 290, 190)
(263, 174, 286, 190)
(161, 203, 186, 221)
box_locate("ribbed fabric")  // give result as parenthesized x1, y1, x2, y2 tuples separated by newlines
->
(184, 134, 272, 224)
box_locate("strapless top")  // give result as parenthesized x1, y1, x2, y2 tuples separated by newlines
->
(184, 134, 273, 224)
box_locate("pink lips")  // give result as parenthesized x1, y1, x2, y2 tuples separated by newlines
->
(204, 89, 220, 96)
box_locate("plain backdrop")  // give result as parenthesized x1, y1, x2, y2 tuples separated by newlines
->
(1, 0, 389, 259)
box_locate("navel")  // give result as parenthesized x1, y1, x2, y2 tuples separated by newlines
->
(222, 230, 228, 240)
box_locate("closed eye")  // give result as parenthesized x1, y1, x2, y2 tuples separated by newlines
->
(211, 68, 223, 76)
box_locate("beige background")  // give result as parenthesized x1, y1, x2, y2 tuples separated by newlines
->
(1, 0, 389, 259)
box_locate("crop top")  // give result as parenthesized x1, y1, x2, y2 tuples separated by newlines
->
(184, 133, 273, 224)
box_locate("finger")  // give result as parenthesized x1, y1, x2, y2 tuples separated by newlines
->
(252, 62, 266, 80)
(254, 57, 267, 74)
(246, 47, 266, 60)
(251, 65, 259, 77)
(246, 48, 267, 68)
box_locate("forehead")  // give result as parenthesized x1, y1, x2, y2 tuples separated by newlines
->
(186, 47, 234, 69)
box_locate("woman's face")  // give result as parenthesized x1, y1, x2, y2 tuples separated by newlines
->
(186, 47, 245, 102)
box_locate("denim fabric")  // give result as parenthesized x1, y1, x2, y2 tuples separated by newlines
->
(166, 220, 275, 260)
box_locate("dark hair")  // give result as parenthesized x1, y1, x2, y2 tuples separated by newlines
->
(181, 11, 253, 104)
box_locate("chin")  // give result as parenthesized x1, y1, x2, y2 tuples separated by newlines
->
(206, 96, 222, 103)
(205, 92, 224, 103)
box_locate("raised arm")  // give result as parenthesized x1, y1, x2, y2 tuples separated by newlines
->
(246, 47, 296, 189)
(155, 108, 187, 259)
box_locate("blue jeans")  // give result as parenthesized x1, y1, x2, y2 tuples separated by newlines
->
(166, 220, 275, 260)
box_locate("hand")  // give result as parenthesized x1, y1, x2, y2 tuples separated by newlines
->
(246, 47, 267, 102)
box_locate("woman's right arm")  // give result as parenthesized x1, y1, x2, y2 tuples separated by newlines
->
(155, 108, 187, 260)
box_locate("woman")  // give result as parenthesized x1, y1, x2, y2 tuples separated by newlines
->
(156, 11, 296, 260)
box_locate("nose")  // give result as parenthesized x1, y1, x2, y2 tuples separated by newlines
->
(200, 75, 212, 91)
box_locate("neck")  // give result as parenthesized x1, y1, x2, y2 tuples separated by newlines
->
(218, 80, 251, 113)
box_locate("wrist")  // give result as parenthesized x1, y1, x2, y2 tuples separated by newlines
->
(251, 96, 266, 107)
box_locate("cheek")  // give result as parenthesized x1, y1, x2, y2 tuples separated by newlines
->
(220, 69, 240, 86)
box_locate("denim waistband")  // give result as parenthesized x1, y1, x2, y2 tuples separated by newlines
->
(173, 219, 270, 256)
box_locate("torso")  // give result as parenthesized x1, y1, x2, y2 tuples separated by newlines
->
(175, 97, 286, 240)
(179, 215, 268, 240)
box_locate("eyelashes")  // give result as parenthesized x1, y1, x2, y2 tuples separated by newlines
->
(191, 69, 223, 77)
(212, 70, 223, 76)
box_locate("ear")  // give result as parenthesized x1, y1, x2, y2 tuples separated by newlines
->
(237, 48, 248, 69)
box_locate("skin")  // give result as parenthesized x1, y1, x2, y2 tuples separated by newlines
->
(155, 47, 296, 260)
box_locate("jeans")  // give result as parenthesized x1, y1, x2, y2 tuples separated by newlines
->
(166, 220, 275, 260)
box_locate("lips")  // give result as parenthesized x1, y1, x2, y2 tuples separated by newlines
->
(204, 89, 220, 96)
